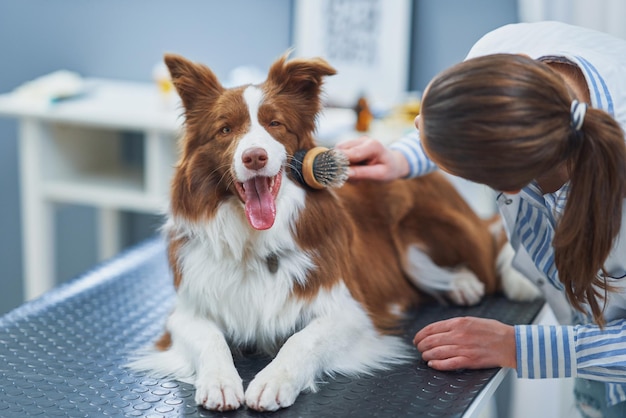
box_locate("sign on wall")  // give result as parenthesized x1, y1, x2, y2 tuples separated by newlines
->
(293, 0, 412, 109)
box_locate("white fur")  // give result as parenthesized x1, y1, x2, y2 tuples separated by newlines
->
(497, 242, 542, 301)
(490, 218, 541, 301)
(404, 245, 485, 306)
(233, 86, 286, 182)
(403, 243, 541, 305)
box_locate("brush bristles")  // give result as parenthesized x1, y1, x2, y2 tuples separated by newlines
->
(291, 147, 349, 189)
(311, 148, 349, 188)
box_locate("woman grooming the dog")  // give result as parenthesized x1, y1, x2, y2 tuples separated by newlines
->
(337, 21, 626, 417)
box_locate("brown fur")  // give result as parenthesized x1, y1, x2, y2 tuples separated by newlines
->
(292, 174, 499, 331)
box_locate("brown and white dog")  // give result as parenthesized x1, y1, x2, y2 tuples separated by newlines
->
(130, 52, 539, 411)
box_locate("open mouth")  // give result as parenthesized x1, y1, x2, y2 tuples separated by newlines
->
(235, 169, 283, 230)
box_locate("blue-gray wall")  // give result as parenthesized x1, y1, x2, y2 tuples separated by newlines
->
(0, 0, 518, 315)
(410, 0, 519, 91)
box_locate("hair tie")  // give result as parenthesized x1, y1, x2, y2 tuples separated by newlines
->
(570, 100, 587, 131)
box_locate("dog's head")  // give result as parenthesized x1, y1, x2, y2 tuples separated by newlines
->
(165, 52, 336, 230)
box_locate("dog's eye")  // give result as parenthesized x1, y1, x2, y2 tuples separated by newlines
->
(268, 121, 281, 127)
(221, 126, 231, 134)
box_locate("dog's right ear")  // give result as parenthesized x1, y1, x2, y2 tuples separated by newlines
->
(164, 53, 224, 111)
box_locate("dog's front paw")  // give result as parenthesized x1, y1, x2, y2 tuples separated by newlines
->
(497, 243, 542, 302)
(446, 268, 485, 306)
(245, 367, 300, 411)
(500, 264, 542, 302)
(195, 372, 244, 411)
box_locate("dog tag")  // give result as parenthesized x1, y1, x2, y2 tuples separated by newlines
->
(266, 253, 279, 274)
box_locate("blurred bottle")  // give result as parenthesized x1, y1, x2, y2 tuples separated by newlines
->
(354, 95, 373, 132)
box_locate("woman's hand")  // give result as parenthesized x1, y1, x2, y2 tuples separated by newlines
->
(413, 317, 517, 371)
(335, 136, 409, 181)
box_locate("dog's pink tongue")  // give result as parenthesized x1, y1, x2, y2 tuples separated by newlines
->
(244, 177, 276, 230)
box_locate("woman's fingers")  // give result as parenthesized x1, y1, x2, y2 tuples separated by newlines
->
(336, 136, 383, 164)
(347, 163, 390, 180)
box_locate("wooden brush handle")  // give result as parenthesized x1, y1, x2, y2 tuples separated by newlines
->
(302, 146, 329, 189)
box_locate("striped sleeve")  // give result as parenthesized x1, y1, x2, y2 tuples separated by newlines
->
(388, 130, 438, 177)
(515, 324, 577, 378)
(574, 320, 626, 382)
(515, 320, 626, 382)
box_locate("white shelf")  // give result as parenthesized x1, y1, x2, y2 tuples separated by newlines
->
(0, 78, 183, 133)
(0, 77, 182, 300)
(43, 167, 166, 212)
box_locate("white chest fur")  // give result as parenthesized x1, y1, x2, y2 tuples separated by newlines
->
(168, 179, 316, 348)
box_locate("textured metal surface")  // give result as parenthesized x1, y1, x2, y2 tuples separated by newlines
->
(0, 238, 544, 417)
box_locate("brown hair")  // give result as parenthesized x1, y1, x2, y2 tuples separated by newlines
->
(420, 54, 626, 326)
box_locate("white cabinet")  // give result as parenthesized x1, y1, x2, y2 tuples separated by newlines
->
(0, 79, 182, 300)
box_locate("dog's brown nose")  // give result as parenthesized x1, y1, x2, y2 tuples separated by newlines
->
(242, 147, 268, 170)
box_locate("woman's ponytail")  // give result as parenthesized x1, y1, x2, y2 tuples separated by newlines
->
(554, 107, 626, 326)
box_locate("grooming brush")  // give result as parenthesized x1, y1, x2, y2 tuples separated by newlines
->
(291, 147, 349, 189)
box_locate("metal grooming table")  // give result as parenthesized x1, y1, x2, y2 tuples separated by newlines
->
(0, 238, 544, 417)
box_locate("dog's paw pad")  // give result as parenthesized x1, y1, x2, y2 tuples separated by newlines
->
(195, 375, 244, 411)
(446, 270, 485, 306)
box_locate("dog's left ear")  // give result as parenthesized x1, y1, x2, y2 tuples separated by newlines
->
(266, 52, 337, 101)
